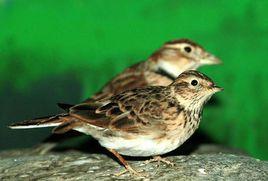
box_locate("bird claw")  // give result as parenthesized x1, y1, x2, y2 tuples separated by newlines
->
(145, 156, 175, 166)
(114, 165, 148, 178)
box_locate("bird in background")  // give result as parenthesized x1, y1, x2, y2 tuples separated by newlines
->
(87, 38, 221, 102)
(10, 70, 223, 177)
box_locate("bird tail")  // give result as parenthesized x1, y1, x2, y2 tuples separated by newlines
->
(9, 112, 86, 134)
(9, 103, 88, 134)
(9, 113, 69, 130)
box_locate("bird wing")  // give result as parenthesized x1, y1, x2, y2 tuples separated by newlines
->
(69, 86, 180, 134)
(83, 63, 148, 103)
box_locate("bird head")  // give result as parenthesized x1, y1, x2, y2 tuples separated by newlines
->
(149, 39, 221, 79)
(170, 70, 223, 109)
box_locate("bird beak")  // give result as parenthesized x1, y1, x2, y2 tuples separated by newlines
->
(212, 85, 224, 92)
(200, 53, 222, 65)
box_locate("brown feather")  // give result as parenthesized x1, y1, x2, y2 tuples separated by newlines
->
(68, 86, 182, 134)
(9, 113, 68, 128)
(53, 120, 82, 134)
(83, 63, 149, 103)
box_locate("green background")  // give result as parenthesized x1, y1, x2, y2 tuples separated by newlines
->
(0, 0, 267, 159)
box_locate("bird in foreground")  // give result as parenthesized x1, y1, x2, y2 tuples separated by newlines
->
(10, 70, 223, 176)
(87, 38, 221, 102)
(33, 38, 222, 154)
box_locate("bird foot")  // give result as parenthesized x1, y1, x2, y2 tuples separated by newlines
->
(108, 148, 149, 177)
(29, 143, 57, 155)
(144, 156, 175, 166)
(114, 165, 148, 178)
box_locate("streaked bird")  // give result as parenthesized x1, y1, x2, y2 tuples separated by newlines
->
(88, 38, 221, 101)
(10, 70, 223, 176)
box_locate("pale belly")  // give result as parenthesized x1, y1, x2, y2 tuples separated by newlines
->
(98, 130, 194, 157)
(99, 137, 179, 157)
(75, 119, 199, 157)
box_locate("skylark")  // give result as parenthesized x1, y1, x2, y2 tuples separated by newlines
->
(87, 38, 221, 102)
(10, 70, 223, 176)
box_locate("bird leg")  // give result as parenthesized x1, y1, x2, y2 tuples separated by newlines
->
(107, 149, 146, 177)
(30, 142, 58, 155)
(144, 156, 175, 166)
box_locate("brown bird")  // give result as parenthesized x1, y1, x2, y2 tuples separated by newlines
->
(10, 70, 223, 177)
(87, 38, 221, 102)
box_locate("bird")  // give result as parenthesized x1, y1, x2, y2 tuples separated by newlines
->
(86, 38, 221, 102)
(29, 38, 222, 154)
(10, 70, 223, 176)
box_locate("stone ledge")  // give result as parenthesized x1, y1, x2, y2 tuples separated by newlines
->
(0, 148, 267, 180)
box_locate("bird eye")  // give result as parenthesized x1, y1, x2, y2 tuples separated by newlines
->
(184, 46, 192, 53)
(191, 79, 198, 86)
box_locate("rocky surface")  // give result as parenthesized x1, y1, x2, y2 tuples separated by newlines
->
(0, 146, 267, 181)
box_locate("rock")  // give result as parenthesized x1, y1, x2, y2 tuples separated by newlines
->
(191, 144, 247, 155)
(0, 148, 267, 181)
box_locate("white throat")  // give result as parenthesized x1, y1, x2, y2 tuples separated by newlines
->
(157, 60, 201, 78)
(157, 60, 183, 78)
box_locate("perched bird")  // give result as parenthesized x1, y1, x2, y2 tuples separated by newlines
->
(30, 38, 222, 154)
(10, 70, 223, 176)
(87, 38, 221, 101)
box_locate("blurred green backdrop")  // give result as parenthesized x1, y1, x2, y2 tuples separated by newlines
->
(0, 0, 267, 159)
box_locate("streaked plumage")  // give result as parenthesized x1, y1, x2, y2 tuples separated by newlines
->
(10, 70, 223, 176)
(86, 38, 221, 101)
